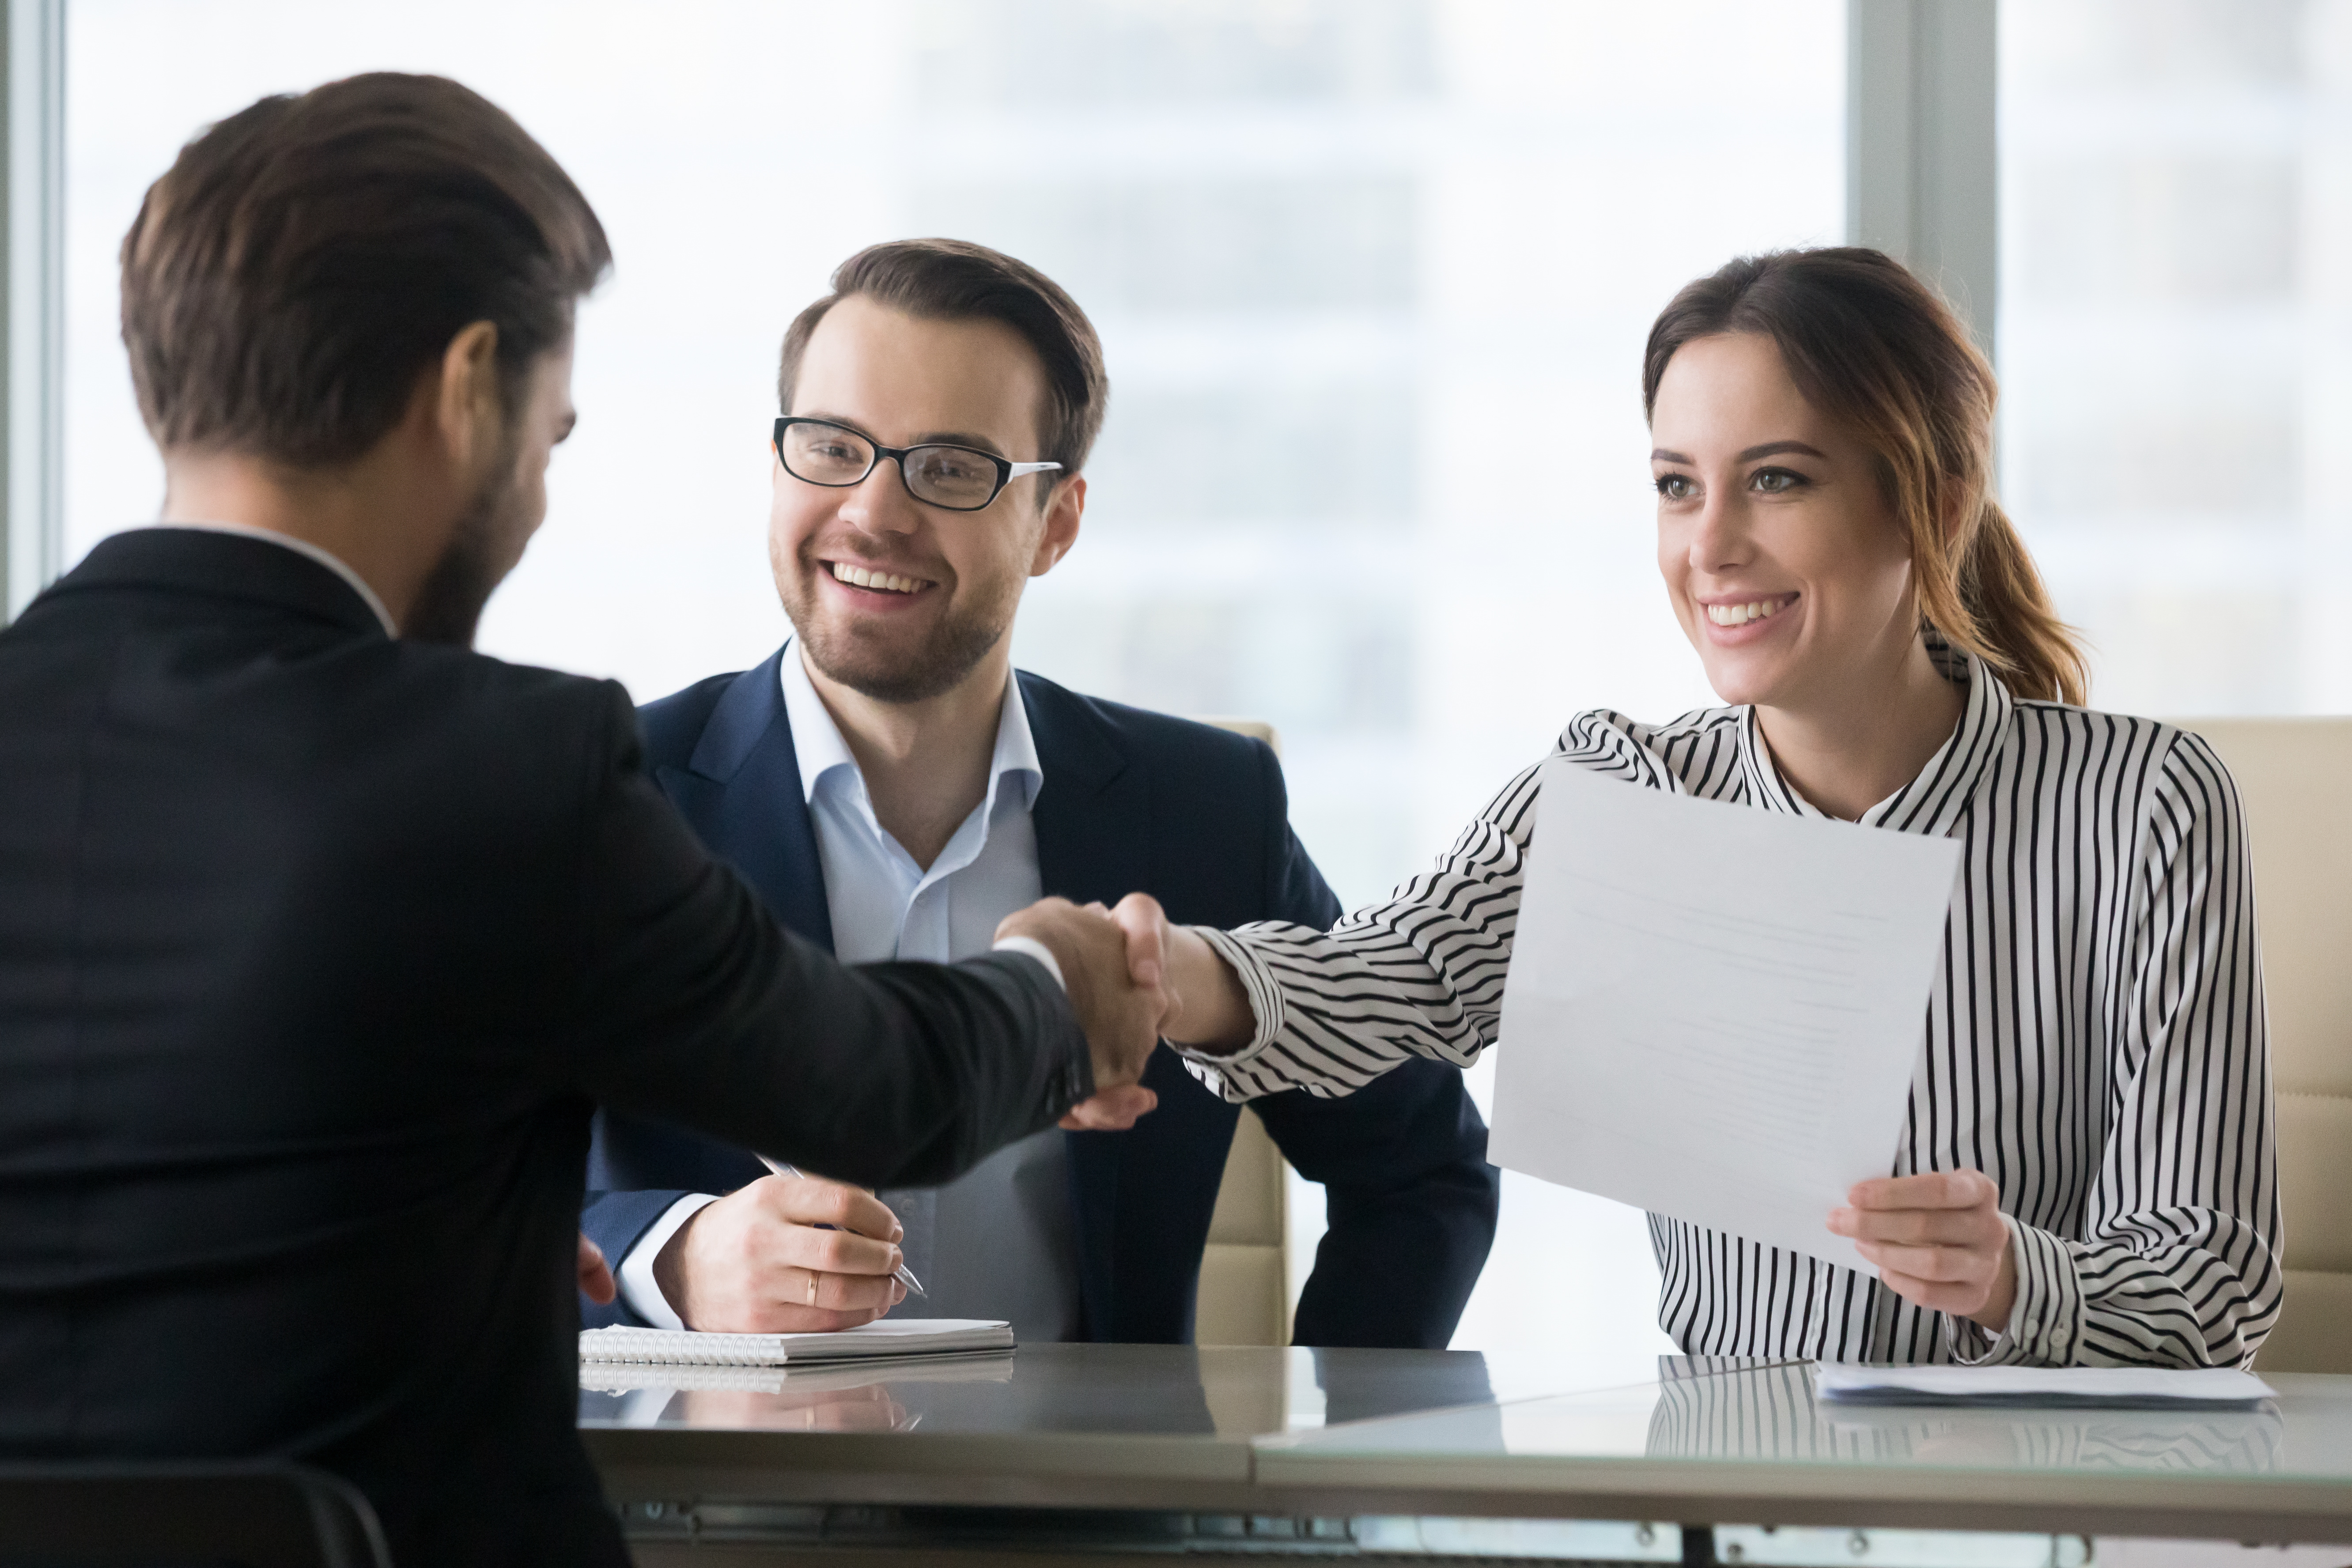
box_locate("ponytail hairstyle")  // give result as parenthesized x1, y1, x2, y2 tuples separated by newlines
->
(1641, 248, 2087, 707)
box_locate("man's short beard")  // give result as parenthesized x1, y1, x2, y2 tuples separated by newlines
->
(404, 439, 521, 647)
(788, 547, 1017, 706)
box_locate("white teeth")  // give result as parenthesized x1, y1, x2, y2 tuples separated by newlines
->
(1706, 598, 1789, 627)
(830, 561, 922, 594)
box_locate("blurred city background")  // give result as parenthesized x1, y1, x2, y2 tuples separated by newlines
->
(61, 0, 2320, 1384)
(2001, 0, 2349, 715)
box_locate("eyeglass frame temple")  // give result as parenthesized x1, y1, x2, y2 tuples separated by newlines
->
(771, 416, 1063, 510)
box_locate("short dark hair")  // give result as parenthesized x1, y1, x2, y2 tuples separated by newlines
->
(121, 73, 612, 468)
(777, 238, 1108, 477)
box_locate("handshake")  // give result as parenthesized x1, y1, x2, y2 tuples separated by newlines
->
(995, 894, 1256, 1132)
(596, 896, 1269, 1337)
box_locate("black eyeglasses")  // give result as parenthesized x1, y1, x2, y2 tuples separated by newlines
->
(772, 417, 1063, 512)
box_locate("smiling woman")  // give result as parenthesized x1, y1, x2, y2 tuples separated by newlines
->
(1646, 331, 1960, 822)
(1130, 245, 2284, 1371)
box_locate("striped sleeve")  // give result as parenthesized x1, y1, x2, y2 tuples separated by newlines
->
(1175, 711, 1684, 1103)
(1176, 756, 1546, 1102)
(1956, 731, 2282, 1368)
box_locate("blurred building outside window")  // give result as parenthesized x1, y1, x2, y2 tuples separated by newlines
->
(2000, 0, 2352, 716)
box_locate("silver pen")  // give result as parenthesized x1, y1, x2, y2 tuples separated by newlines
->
(757, 1155, 928, 1300)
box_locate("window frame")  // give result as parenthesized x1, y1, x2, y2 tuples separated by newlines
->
(2, 0, 63, 623)
(1846, 0, 1998, 355)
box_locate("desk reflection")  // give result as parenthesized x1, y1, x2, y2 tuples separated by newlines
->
(579, 1353, 1017, 1433)
(1644, 1360, 2286, 1474)
(579, 1344, 1505, 1443)
(1268, 1358, 2346, 1490)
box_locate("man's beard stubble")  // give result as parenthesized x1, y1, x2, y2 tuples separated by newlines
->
(404, 438, 523, 647)
(784, 539, 1018, 706)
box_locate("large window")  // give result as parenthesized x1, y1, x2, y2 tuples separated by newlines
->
(67, 0, 1845, 1383)
(2000, 0, 2344, 714)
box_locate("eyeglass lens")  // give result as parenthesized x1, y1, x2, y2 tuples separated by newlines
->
(779, 421, 1006, 510)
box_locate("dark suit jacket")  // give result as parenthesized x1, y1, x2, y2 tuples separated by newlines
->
(0, 532, 1092, 1568)
(584, 648, 1499, 1347)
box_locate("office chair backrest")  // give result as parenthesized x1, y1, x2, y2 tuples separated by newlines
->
(1198, 1104, 1291, 1345)
(2170, 717, 2352, 1373)
(1189, 716, 1293, 1347)
(0, 1459, 391, 1568)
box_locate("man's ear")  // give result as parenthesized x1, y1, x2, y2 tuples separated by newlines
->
(434, 321, 504, 475)
(1029, 473, 1086, 577)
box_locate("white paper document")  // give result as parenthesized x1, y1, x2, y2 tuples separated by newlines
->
(1488, 760, 1964, 1272)
(1813, 1363, 2276, 1409)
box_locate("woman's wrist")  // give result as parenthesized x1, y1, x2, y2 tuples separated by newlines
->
(1162, 925, 1256, 1055)
(1965, 1215, 2021, 1333)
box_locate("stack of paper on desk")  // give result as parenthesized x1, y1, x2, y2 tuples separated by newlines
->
(1813, 1363, 2276, 1409)
(1489, 761, 1965, 1273)
(579, 1319, 1012, 1367)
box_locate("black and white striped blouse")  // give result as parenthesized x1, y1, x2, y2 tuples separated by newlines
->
(1186, 640, 2281, 1368)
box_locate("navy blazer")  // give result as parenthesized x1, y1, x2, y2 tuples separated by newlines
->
(583, 649, 1499, 1347)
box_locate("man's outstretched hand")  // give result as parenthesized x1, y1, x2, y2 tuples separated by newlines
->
(996, 897, 1163, 1130)
(1058, 1082, 1159, 1130)
(1103, 892, 1256, 1055)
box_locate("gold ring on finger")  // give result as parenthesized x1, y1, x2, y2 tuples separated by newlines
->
(806, 1271, 819, 1306)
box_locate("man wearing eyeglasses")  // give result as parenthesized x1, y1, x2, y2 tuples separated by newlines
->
(581, 238, 1498, 1348)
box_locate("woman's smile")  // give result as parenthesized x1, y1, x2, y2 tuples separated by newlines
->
(1699, 591, 1799, 640)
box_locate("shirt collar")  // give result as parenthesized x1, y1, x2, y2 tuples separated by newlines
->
(144, 522, 398, 638)
(1736, 629, 2015, 837)
(777, 639, 1043, 810)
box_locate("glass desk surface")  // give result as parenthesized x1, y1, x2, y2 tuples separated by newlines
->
(1250, 1357, 2352, 1541)
(1255, 1356, 2352, 1473)
(580, 1349, 2352, 1539)
(581, 1342, 1529, 1444)
(579, 1343, 1549, 1510)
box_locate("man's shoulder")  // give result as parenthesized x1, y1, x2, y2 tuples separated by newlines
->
(1017, 670, 1272, 782)
(352, 650, 638, 831)
(635, 668, 754, 771)
(392, 643, 629, 741)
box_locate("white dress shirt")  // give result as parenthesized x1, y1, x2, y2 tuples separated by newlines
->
(790, 646, 1046, 967)
(618, 643, 1084, 1337)
(1180, 637, 2280, 1369)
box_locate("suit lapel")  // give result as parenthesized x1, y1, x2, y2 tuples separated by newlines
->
(655, 646, 836, 952)
(1022, 674, 1157, 1339)
(1024, 673, 1148, 907)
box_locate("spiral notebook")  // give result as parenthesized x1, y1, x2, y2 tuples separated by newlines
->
(579, 1318, 1013, 1368)
(580, 1349, 1020, 1397)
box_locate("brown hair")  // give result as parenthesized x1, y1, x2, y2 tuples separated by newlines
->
(1643, 247, 2087, 707)
(121, 73, 611, 467)
(777, 238, 1108, 484)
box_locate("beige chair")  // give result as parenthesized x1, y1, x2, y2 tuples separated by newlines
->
(2169, 718, 2352, 1372)
(1196, 1107, 1291, 1346)
(1185, 717, 1295, 1347)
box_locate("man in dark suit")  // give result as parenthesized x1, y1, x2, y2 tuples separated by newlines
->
(0, 78, 1156, 1568)
(583, 240, 1498, 1348)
